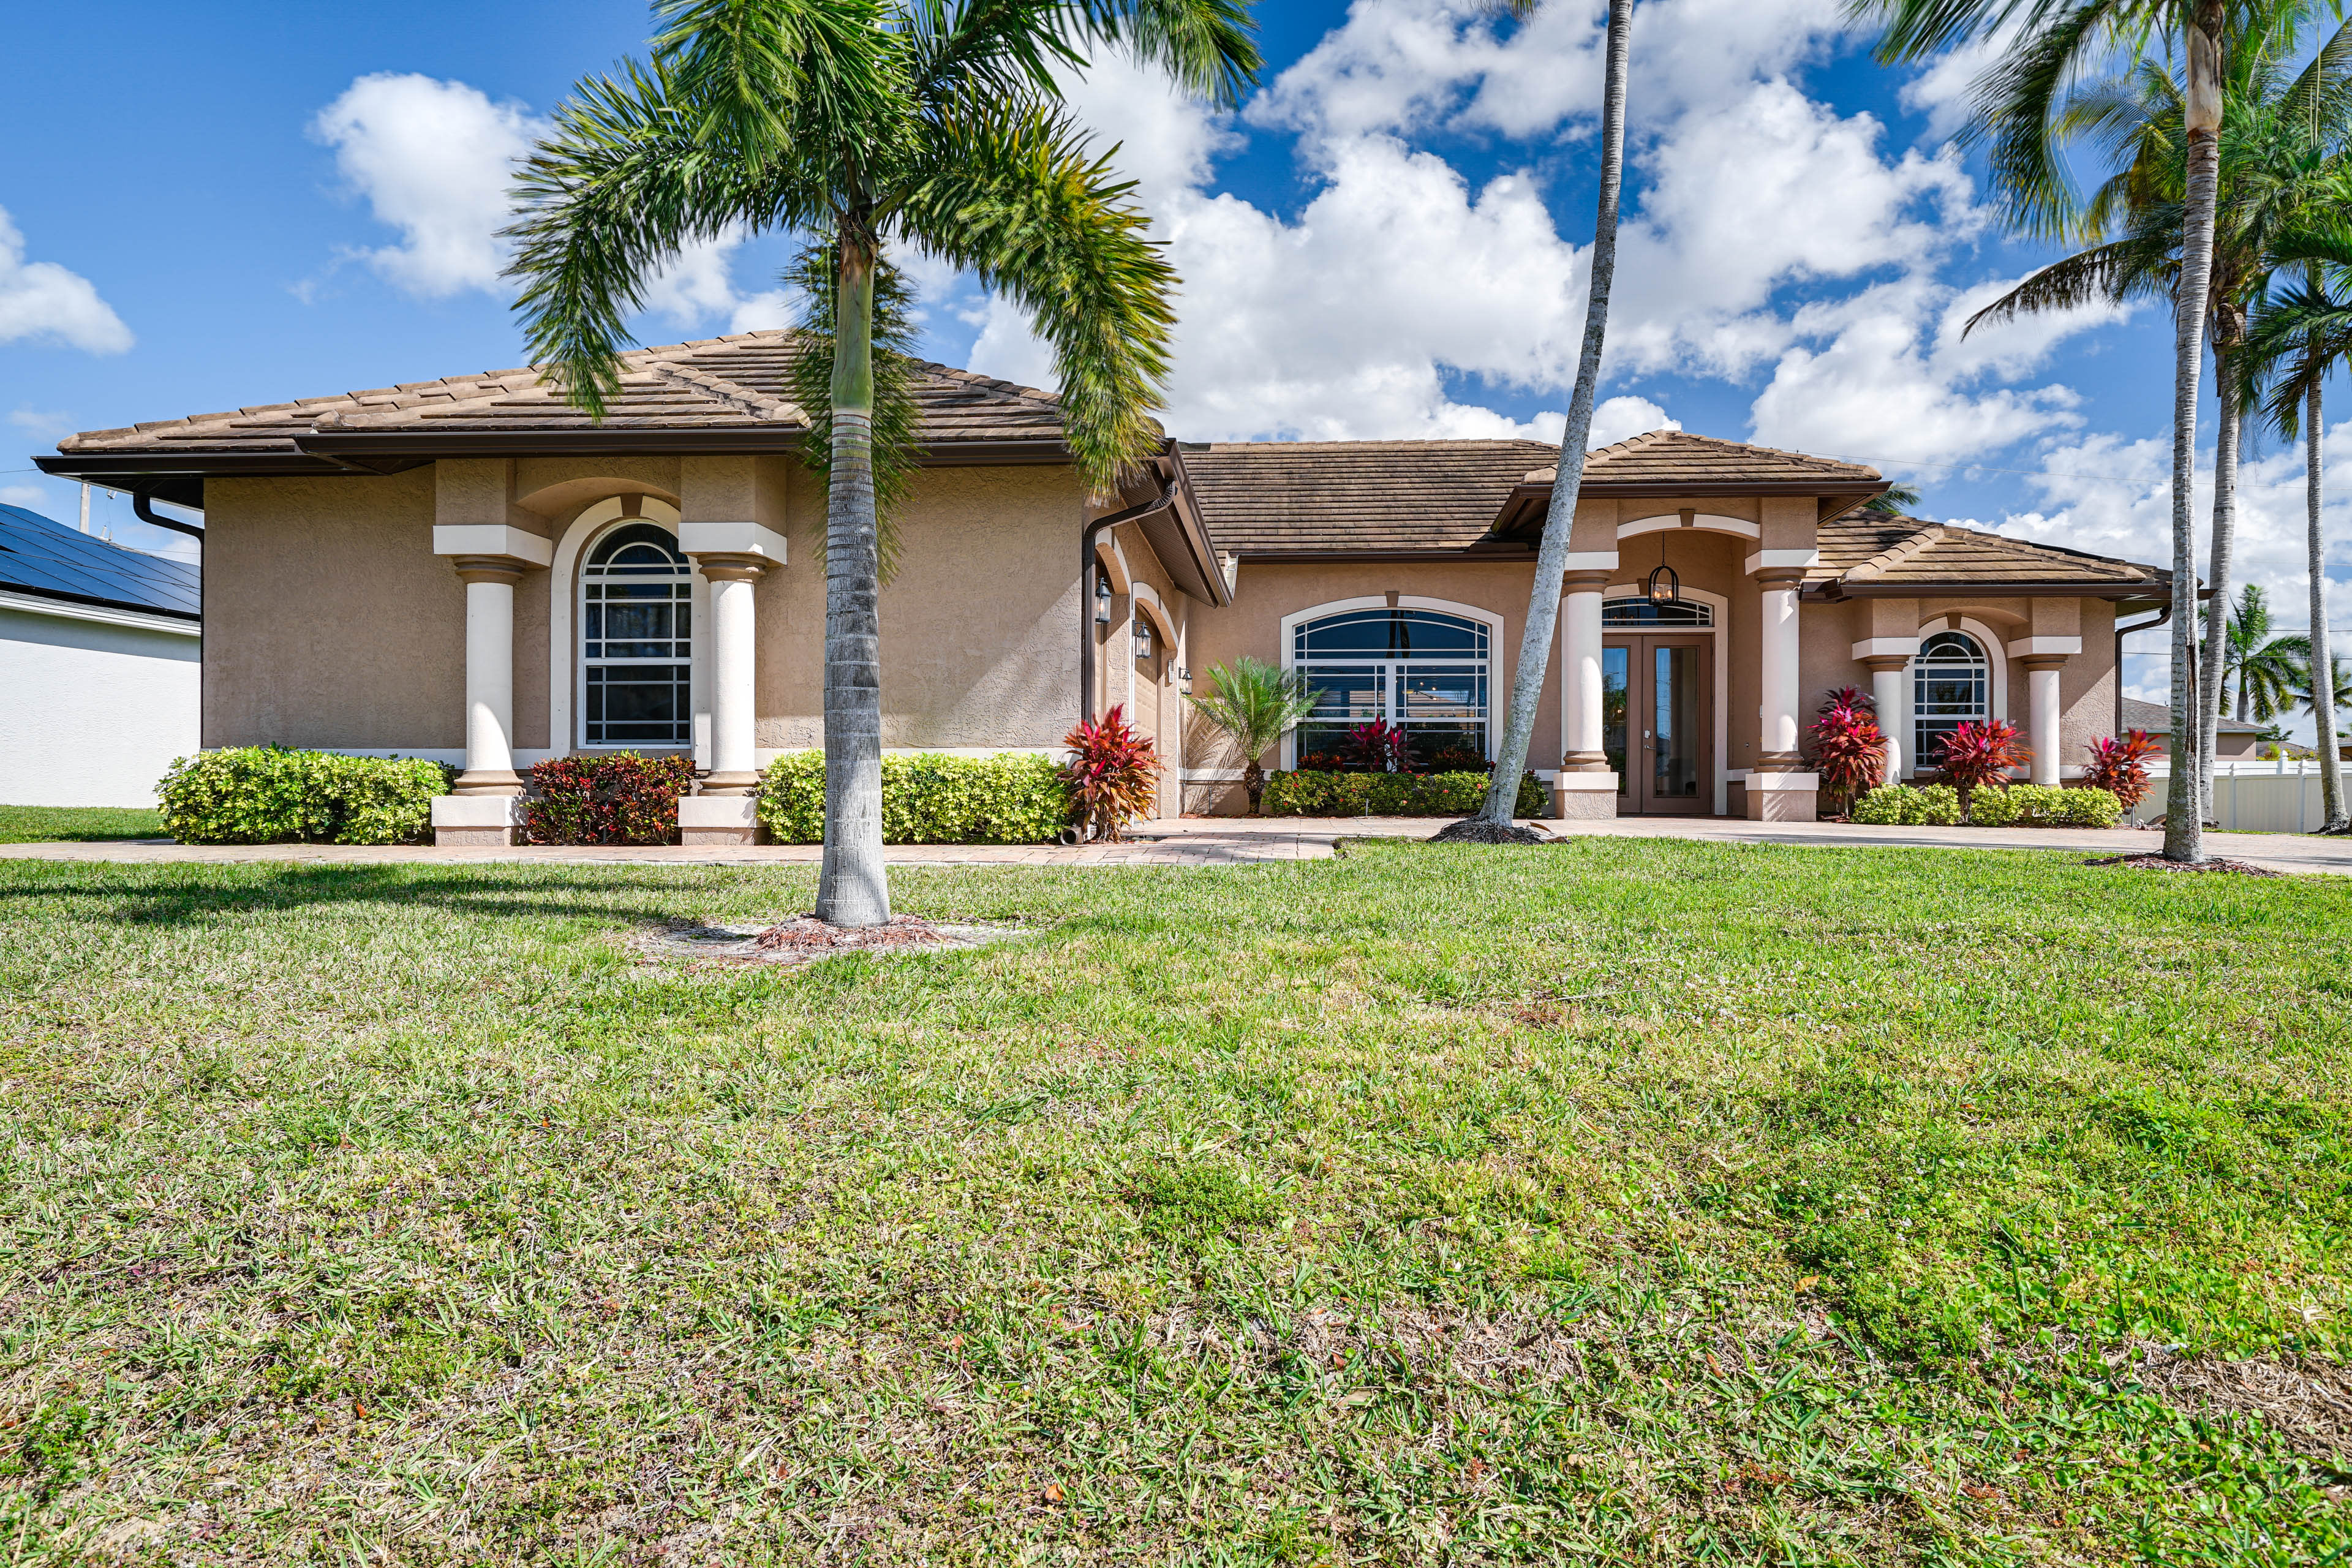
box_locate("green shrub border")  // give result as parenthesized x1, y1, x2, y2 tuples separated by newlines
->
(1261, 769, 1550, 818)
(758, 752, 1072, 844)
(1852, 782, 2122, 829)
(156, 747, 454, 845)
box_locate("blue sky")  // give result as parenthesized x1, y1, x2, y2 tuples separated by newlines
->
(1, 0, 2332, 716)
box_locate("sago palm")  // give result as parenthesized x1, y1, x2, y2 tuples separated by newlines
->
(1947, 0, 2348, 829)
(508, 0, 1258, 925)
(1849, 0, 2331, 862)
(1473, 0, 1636, 833)
(1185, 657, 1317, 813)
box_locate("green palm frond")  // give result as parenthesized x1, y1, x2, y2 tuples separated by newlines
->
(784, 244, 925, 579)
(1186, 657, 1319, 759)
(1062, 0, 1261, 109)
(896, 98, 1176, 489)
(507, 61, 794, 415)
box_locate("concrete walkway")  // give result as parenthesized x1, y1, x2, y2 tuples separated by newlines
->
(4, 815, 2351, 874)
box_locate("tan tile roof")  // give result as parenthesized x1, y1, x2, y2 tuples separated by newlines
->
(1178, 439, 1558, 555)
(1540, 428, 1886, 490)
(56, 331, 1068, 454)
(1822, 512, 2163, 591)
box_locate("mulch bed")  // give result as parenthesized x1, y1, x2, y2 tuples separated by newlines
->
(1425, 819, 1550, 845)
(2082, 853, 2286, 876)
(634, 914, 1019, 966)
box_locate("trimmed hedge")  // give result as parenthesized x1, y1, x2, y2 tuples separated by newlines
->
(1964, 782, 2123, 828)
(1851, 781, 2121, 829)
(758, 752, 1071, 844)
(156, 747, 453, 845)
(524, 753, 695, 845)
(1261, 769, 1550, 818)
(1851, 783, 1964, 826)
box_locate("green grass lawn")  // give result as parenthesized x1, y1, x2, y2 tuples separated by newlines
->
(0, 804, 165, 843)
(1, 840, 2346, 1564)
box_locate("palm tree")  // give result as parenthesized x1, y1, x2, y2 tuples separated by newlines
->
(1472, 0, 1635, 834)
(2214, 586, 2310, 718)
(1852, 0, 2277, 864)
(508, 0, 1257, 925)
(2242, 252, 2352, 828)
(1186, 657, 1317, 812)
(1956, 6, 2351, 824)
(1860, 483, 1924, 515)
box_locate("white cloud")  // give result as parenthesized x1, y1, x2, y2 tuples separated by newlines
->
(9, 407, 77, 440)
(0, 208, 132, 353)
(1589, 394, 1678, 448)
(1747, 274, 2125, 463)
(0, 484, 46, 509)
(952, 0, 2101, 456)
(312, 74, 548, 298)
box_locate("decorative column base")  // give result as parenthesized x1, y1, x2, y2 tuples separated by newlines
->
(680, 794, 764, 846)
(1740, 769, 1820, 823)
(697, 772, 761, 797)
(1553, 772, 1621, 820)
(432, 794, 526, 846)
(451, 771, 525, 797)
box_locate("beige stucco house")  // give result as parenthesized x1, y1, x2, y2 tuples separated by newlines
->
(39, 331, 2173, 842)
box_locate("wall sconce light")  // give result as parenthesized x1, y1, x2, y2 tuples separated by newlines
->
(1095, 571, 1113, 625)
(1134, 620, 1153, 660)
(1177, 666, 1193, 694)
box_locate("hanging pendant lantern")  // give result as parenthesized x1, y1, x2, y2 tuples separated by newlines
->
(1646, 535, 1680, 605)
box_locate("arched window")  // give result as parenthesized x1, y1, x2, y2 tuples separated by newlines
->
(1291, 607, 1489, 767)
(1914, 629, 1989, 769)
(581, 522, 693, 747)
(1602, 597, 1713, 628)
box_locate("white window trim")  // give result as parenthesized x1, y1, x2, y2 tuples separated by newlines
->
(1907, 616, 2008, 779)
(1277, 594, 1506, 771)
(549, 498, 707, 761)
(1595, 583, 1731, 815)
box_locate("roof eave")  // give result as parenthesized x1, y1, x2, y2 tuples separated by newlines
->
(1807, 578, 2173, 602)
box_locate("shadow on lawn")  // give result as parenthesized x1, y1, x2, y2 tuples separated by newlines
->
(0, 862, 816, 930)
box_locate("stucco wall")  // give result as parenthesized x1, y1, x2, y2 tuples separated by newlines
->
(0, 603, 200, 807)
(746, 462, 1093, 752)
(1802, 594, 2123, 778)
(1182, 559, 1562, 814)
(204, 470, 457, 748)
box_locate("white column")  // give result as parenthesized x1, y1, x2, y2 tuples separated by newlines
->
(1868, 658, 1907, 783)
(1758, 571, 1804, 764)
(1561, 571, 1610, 767)
(696, 557, 767, 793)
(2026, 659, 2064, 786)
(453, 560, 523, 794)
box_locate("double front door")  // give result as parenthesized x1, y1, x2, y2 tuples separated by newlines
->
(1603, 635, 1712, 815)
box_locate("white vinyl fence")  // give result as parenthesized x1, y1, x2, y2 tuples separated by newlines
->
(2123, 759, 2337, 832)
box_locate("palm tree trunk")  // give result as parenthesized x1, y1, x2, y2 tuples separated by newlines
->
(2312, 380, 2347, 832)
(2198, 372, 2241, 824)
(2164, 8, 2223, 864)
(815, 232, 892, 927)
(1479, 0, 1632, 827)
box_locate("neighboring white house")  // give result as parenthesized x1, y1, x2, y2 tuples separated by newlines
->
(0, 504, 199, 808)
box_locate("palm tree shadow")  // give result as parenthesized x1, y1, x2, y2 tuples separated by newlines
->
(0, 862, 820, 930)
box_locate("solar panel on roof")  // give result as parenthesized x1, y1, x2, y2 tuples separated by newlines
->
(0, 505, 200, 619)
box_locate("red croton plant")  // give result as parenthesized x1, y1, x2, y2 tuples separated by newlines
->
(1936, 718, 2031, 809)
(1804, 686, 1886, 815)
(2082, 728, 2160, 810)
(1061, 704, 1162, 842)
(524, 753, 696, 845)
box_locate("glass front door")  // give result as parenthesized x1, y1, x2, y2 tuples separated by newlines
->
(1603, 634, 1712, 815)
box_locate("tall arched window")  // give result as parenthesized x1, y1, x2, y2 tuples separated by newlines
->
(1291, 607, 1489, 766)
(582, 522, 693, 747)
(1914, 629, 1989, 769)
